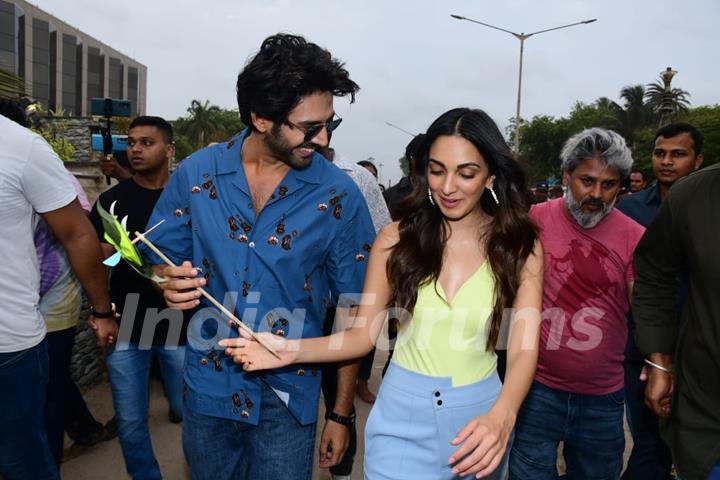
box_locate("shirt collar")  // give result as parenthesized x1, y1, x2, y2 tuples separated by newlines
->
(644, 183, 661, 206)
(215, 128, 323, 185)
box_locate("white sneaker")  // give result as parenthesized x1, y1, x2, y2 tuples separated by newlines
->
(331, 475, 352, 480)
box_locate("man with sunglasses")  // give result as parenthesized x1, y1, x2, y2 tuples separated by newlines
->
(142, 34, 375, 480)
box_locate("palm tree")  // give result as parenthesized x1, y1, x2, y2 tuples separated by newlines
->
(608, 84, 654, 140)
(589, 97, 623, 131)
(644, 79, 690, 122)
(620, 85, 652, 126)
(185, 99, 220, 147)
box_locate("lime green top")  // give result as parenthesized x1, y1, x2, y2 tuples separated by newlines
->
(393, 260, 497, 386)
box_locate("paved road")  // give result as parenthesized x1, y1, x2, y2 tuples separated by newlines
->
(60, 352, 388, 480)
(61, 350, 631, 479)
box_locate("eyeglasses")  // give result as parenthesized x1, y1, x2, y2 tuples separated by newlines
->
(284, 115, 343, 143)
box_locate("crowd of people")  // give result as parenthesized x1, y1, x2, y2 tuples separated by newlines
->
(0, 32, 718, 480)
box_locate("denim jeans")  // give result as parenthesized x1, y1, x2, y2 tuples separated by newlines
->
(622, 327, 672, 479)
(510, 381, 625, 480)
(709, 462, 720, 480)
(45, 326, 79, 464)
(183, 380, 316, 480)
(106, 343, 186, 480)
(0, 339, 59, 480)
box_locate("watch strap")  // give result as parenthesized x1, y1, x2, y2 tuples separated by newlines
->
(90, 303, 116, 319)
(325, 411, 355, 427)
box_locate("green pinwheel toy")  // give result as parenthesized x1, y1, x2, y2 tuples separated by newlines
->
(98, 200, 165, 282)
(98, 201, 280, 359)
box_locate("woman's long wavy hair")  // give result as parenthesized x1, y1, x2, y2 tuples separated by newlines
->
(386, 108, 537, 351)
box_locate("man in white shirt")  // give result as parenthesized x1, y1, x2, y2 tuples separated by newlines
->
(0, 114, 113, 479)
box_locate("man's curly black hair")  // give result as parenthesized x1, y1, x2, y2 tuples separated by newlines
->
(236, 33, 359, 130)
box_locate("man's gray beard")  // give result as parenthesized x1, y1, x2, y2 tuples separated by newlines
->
(565, 190, 616, 229)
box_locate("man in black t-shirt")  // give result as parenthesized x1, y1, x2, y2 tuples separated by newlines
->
(90, 116, 187, 480)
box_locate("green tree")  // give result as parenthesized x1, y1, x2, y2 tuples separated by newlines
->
(566, 101, 620, 131)
(26, 103, 76, 162)
(517, 115, 568, 181)
(173, 133, 194, 164)
(626, 126, 656, 174)
(173, 101, 245, 160)
(516, 77, 713, 184)
(184, 99, 220, 147)
(614, 85, 654, 139)
(685, 105, 720, 167)
(644, 78, 691, 122)
(207, 108, 245, 143)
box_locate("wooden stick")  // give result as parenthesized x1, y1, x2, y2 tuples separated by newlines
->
(133, 219, 165, 243)
(135, 231, 281, 360)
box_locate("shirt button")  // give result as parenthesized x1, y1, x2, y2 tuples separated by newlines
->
(248, 241, 255, 248)
(437, 400, 443, 406)
(434, 391, 440, 397)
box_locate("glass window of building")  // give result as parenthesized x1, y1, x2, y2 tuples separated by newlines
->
(31, 17, 52, 108)
(61, 33, 79, 114)
(108, 56, 123, 100)
(128, 65, 138, 115)
(49, 23, 56, 110)
(86, 45, 104, 113)
(0, 0, 23, 77)
(0, 0, 15, 72)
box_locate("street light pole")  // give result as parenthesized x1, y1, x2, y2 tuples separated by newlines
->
(450, 14, 596, 153)
(515, 36, 525, 155)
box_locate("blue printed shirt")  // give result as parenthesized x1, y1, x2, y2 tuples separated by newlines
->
(142, 130, 376, 425)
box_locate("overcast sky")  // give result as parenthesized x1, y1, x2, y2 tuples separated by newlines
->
(34, 0, 720, 185)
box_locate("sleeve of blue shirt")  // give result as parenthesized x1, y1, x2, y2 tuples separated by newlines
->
(326, 183, 376, 307)
(141, 161, 194, 267)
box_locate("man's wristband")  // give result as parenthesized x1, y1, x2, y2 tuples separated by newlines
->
(325, 411, 356, 427)
(644, 358, 672, 374)
(90, 303, 116, 319)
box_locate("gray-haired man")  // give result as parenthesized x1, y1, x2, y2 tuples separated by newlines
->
(509, 128, 645, 480)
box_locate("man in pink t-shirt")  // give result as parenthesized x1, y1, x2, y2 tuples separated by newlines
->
(509, 128, 645, 480)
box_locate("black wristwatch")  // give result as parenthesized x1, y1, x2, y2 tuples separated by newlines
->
(325, 411, 356, 427)
(90, 303, 116, 319)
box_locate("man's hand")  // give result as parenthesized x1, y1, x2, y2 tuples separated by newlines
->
(100, 155, 132, 182)
(155, 261, 206, 309)
(644, 366, 673, 417)
(89, 315, 119, 348)
(318, 420, 350, 469)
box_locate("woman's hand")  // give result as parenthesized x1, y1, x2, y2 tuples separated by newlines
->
(219, 331, 299, 371)
(448, 405, 515, 478)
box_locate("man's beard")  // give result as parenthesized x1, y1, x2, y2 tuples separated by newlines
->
(264, 126, 315, 170)
(565, 189, 616, 229)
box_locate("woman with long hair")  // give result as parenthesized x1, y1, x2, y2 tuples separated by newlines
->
(220, 107, 543, 479)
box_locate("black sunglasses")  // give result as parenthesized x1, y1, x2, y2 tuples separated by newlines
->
(284, 115, 343, 143)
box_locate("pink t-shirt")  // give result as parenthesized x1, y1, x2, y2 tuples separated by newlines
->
(530, 198, 645, 395)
